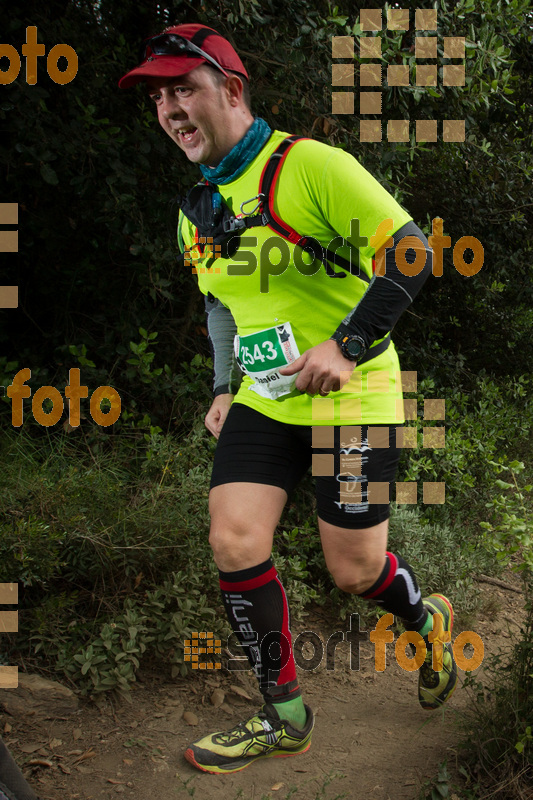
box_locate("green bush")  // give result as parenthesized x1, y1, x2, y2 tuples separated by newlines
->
(1, 365, 530, 700)
(399, 373, 532, 525)
(456, 464, 533, 798)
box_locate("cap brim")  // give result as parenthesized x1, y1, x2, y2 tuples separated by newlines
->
(118, 56, 206, 89)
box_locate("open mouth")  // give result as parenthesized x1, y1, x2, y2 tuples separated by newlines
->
(178, 126, 197, 142)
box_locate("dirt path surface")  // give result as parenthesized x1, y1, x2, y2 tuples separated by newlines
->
(1, 582, 524, 800)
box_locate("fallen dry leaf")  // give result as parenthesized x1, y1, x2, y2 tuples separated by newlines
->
(228, 684, 252, 700)
(183, 711, 198, 726)
(322, 117, 335, 136)
(49, 738, 62, 749)
(210, 689, 225, 707)
(72, 748, 97, 764)
(18, 744, 43, 754)
(271, 782, 284, 791)
(72, 728, 82, 740)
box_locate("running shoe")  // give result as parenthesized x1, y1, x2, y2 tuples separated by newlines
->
(184, 702, 314, 774)
(0, 784, 16, 800)
(418, 593, 458, 710)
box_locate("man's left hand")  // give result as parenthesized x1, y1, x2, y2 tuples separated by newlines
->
(279, 339, 357, 396)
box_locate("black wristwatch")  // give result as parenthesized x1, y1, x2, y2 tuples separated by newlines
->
(333, 332, 367, 362)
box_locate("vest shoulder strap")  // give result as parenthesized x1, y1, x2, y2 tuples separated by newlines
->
(258, 136, 370, 283)
(258, 135, 308, 245)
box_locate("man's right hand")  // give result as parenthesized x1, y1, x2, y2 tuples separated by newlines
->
(204, 393, 234, 439)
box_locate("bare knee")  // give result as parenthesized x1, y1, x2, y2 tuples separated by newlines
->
(209, 520, 273, 572)
(208, 483, 284, 571)
(319, 518, 389, 596)
(330, 558, 384, 595)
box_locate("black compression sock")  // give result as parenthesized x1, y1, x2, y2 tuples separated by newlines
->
(219, 558, 300, 698)
(360, 551, 427, 630)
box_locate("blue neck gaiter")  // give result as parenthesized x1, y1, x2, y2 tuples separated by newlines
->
(199, 117, 271, 185)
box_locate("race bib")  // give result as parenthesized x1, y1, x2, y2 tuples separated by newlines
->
(234, 323, 301, 400)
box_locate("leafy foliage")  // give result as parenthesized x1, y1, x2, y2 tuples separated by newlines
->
(1, 0, 532, 411)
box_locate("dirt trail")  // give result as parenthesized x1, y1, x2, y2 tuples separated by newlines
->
(1, 582, 524, 800)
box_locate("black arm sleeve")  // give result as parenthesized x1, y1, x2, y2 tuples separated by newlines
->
(205, 294, 243, 396)
(332, 220, 433, 346)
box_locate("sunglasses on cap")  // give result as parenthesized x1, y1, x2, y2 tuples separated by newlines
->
(139, 33, 229, 78)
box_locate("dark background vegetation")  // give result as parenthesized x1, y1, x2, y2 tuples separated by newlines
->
(0, 1, 532, 796)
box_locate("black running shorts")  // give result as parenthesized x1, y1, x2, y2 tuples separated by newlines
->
(210, 403, 401, 529)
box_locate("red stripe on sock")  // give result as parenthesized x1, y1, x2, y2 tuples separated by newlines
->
(219, 565, 278, 592)
(276, 576, 298, 685)
(363, 552, 398, 599)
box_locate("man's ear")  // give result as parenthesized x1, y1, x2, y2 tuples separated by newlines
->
(225, 74, 244, 107)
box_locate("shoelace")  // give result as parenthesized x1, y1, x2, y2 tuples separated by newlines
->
(223, 712, 280, 736)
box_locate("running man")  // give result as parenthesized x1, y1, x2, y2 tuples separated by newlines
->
(119, 23, 457, 774)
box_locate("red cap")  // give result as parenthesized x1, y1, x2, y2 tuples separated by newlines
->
(118, 23, 248, 89)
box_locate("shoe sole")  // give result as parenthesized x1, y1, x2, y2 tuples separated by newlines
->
(184, 740, 312, 774)
(421, 673, 458, 710)
(421, 593, 457, 710)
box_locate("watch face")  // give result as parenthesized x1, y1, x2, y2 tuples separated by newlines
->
(339, 334, 365, 361)
(347, 340, 364, 357)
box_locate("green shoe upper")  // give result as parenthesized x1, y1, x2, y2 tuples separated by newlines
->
(185, 702, 314, 774)
(418, 593, 458, 710)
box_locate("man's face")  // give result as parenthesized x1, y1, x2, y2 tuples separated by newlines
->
(147, 65, 238, 166)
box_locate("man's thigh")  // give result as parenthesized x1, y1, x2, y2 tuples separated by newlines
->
(210, 402, 310, 494)
(313, 424, 400, 591)
(209, 482, 287, 570)
(208, 403, 310, 571)
(314, 424, 401, 530)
